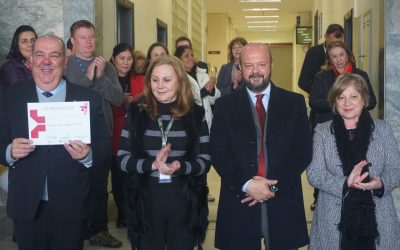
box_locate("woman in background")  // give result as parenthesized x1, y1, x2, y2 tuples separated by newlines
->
(309, 40, 376, 128)
(110, 42, 134, 228)
(0, 25, 37, 85)
(132, 50, 146, 75)
(216, 37, 247, 96)
(144, 42, 169, 73)
(130, 50, 146, 98)
(307, 73, 400, 250)
(118, 55, 210, 249)
(174, 45, 220, 130)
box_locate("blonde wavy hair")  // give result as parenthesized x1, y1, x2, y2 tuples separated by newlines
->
(142, 55, 194, 119)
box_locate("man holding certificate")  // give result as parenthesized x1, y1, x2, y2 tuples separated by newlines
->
(0, 34, 109, 250)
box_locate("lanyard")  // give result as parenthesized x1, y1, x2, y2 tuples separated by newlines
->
(157, 116, 174, 147)
(74, 56, 87, 74)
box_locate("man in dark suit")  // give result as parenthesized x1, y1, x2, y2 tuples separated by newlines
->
(210, 43, 312, 250)
(298, 24, 344, 210)
(0, 34, 109, 250)
(298, 24, 344, 94)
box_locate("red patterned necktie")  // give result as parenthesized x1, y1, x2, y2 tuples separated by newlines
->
(256, 94, 266, 177)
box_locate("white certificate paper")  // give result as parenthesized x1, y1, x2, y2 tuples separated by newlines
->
(27, 101, 91, 145)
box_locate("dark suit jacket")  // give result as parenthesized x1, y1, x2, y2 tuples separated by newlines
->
(0, 79, 110, 222)
(210, 84, 312, 250)
(217, 62, 234, 97)
(309, 67, 377, 126)
(298, 43, 326, 93)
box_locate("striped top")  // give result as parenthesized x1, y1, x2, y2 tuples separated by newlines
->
(117, 103, 211, 180)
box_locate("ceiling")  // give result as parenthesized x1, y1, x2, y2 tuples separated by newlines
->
(206, 0, 314, 33)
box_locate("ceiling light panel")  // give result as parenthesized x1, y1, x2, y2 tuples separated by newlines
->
(247, 20, 278, 24)
(252, 29, 277, 32)
(248, 25, 278, 28)
(243, 8, 279, 11)
(239, 0, 281, 2)
(245, 15, 279, 18)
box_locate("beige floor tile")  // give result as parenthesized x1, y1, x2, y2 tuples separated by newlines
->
(0, 168, 314, 250)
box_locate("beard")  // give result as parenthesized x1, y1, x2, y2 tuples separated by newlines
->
(243, 72, 270, 92)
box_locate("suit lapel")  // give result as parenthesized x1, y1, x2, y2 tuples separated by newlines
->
(266, 83, 280, 139)
(64, 81, 75, 101)
(22, 80, 40, 103)
(234, 87, 257, 136)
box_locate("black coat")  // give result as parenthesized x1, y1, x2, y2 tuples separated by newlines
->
(0, 80, 110, 222)
(298, 43, 326, 93)
(0, 58, 33, 86)
(309, 68, 377, 126)
(217, 62, 234, 97)
(210, 84, 312, 250)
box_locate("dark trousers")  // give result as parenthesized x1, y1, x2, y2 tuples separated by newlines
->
(110, 156, 127, 222)
(13, 201, 85, 250)
(137, 192, 194, 250)
(88, 152, 111, 233)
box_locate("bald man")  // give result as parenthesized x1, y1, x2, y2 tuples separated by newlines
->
(211, 43, 312, 250)
(0, 35, 109, 250)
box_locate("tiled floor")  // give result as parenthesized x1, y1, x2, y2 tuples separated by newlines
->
(0, 168, 314, 249)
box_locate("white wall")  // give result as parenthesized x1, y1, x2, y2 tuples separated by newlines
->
(129, 0, 173, 53)
(95, 0, 174, 59)
(313, 0, 354, 43)
(237, 31, 293, 43)
(353, 0, 381, 118)
(206, 13, 230, 70)
(311, 0, 381, 117)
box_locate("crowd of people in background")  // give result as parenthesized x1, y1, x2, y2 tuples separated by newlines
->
(0, 19, 400, 250)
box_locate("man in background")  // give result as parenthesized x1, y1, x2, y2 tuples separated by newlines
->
(298, 24, 344, 94)
(64, 19, 124, 248)
(298, 23, 344, 210)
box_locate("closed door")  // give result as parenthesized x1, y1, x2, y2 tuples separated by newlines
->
(270, 44, 293, 91)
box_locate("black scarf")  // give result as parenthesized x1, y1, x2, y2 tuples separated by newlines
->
(332, 109, 378, 250)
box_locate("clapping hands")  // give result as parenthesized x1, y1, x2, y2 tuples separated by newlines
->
(151, 143, 181, 175)
(347, 160, 382, 191)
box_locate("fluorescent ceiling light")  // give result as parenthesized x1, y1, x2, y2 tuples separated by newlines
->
(247, 20, 278, 24)
(248, 25, 278, 28)
(252, 29, 277, 32)
(240, 0, 281, 2)
(243, 8, 279, 11)
(245, 15, 279, 18)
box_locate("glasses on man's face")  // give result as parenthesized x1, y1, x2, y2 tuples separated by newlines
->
(20, 38, 36, 46)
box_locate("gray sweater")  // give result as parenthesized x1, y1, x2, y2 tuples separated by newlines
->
(64, 56, 124, 135)
(307, 119, 400, 250)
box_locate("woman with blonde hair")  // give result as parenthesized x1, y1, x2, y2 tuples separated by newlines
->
(309, 41, 376, 128)
(308, 73, 400, 250)
(117, 55, 210, 250)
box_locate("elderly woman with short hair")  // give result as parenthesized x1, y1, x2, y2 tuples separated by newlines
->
(307, 73, 400, 250)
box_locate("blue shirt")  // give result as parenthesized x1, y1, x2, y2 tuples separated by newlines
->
(6, 79, 93, 200)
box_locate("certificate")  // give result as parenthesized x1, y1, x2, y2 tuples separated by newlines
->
(27, 101, 91, 145)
